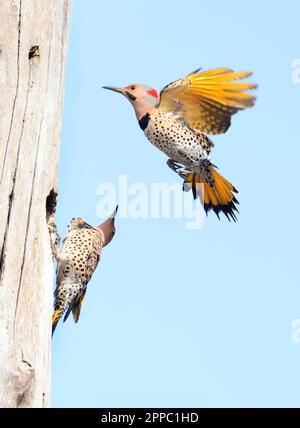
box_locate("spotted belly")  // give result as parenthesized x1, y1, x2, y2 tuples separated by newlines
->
(143, 111, 209, 167)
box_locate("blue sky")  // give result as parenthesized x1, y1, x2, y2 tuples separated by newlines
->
(52, 0, 300, 407)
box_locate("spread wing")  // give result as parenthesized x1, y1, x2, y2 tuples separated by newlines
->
(158, 68, 257, 135)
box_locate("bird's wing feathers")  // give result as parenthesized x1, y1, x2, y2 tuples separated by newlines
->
(59, 230, 103, 324)
(85, 238, 102, 284)
(69, 236, 103, 323)
(71, 290, 87, 323)
(158, 68, 257, 134)
(63, 289, 87, 324)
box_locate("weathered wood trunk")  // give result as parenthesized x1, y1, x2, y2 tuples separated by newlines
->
(0, 0, 72, 408)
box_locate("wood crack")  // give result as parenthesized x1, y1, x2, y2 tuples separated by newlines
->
(0, 190, 14, 282)
(21, 352, 33, 369)
(0, 0, 23, 284)
(0, 0, 22, 186)
(12, 64, 34, 330)
(14, 30, 54, 329)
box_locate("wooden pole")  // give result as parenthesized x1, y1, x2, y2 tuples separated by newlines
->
(0, 0, 72, 408)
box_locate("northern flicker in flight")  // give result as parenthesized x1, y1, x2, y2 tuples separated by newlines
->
(52, 207, 118, 334)
(103, 68, 257, 221)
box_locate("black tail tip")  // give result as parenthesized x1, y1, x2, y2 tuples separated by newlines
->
(52, 318, 59, 336)
(204, 199, 239, 222)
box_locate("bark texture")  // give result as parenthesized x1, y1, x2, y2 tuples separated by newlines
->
(0, 0, 72, 408)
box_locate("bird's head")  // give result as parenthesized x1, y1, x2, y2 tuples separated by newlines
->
(96, 206, 118, 247)
(103, 84, 159, 119)
(68, 217, 88, 232)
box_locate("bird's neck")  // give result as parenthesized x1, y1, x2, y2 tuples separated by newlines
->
(132, 97, 156, 120)
(138, 112, 151, 131)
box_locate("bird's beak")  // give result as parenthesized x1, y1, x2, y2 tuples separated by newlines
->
(102, 86, 136, 101)
(105, 205, 119, 225)
(102, 86, 125, 95)
(111, 205, 119, 219)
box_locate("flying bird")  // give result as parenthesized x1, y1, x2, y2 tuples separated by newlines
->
(52, 207, 118, 334)
(103, 68, 257, 221)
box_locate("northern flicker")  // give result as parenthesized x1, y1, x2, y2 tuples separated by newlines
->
(52, 207, 118, 334)
(103, 68, 257, 221)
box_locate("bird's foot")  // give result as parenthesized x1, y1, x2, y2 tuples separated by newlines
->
(166, 159, 191, 179)
(47, 214, 61, 259)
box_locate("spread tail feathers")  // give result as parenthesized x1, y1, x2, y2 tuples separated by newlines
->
(185, 167, 239, 221)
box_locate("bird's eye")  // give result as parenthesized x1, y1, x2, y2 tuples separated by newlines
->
(130, 85, 136, 91)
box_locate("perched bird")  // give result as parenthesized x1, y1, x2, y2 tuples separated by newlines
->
(103, 68, 257, 221)
(52, 207, 118, 334)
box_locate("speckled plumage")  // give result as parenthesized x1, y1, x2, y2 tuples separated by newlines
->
(143, 109, 215, 185)
(103, 67, 256, 221)
(53, 219, 104, 330)
(52, 210, 117, 334)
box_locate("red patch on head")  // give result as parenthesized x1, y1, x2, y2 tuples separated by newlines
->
(147, 89, 158, 98)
